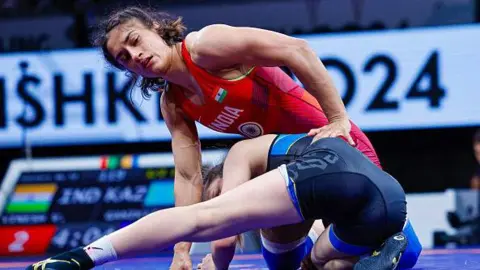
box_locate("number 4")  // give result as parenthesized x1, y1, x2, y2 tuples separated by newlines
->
(406, 51, 446, 108)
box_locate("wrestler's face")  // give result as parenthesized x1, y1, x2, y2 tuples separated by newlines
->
(106, 19, 171, 78)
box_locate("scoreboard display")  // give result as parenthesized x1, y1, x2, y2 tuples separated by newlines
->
(0, 150, 226, 255)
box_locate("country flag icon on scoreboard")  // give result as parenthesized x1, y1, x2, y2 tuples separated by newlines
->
(5, 184, 57, 213)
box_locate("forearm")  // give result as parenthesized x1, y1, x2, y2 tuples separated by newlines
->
(211, 237, 237, 270)
(289, 46, 348, 122)
(174, 173, 203, 207)
(173, 173, 203, 252)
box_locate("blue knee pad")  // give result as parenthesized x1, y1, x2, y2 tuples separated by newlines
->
(261, 234, 316, 270)
(398, 219, 422, 269)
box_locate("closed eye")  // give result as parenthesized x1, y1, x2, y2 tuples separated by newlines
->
(132, 36, 140, 46)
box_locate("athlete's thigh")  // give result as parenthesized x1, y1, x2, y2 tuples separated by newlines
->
(261, 220, 314, 244)
(261, 219, 326, 244)
(202, 169, 303, 232)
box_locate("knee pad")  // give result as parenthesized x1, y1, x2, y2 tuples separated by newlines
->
(260, 230, 318, 270)
(398, 219, 422, 269)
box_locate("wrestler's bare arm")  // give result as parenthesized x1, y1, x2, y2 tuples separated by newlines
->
(161, 89, 202, 254)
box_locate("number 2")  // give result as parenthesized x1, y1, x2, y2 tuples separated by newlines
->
(8, 231, 29, 252)
(364, 55, 399, 111)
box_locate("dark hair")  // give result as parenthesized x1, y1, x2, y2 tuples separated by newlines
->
(201, 162, 224, 202)
(91, 6, 186, 99)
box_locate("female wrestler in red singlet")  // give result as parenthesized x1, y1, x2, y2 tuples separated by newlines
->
(94, 6, 381, 269)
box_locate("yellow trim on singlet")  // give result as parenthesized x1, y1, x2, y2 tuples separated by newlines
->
(285, 136, 306, 155)
(290, 177, 305, 220)
(279, 164, 305, 220)
(227, 66, 255, 81)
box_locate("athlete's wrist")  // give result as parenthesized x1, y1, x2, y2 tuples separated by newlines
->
(173, 242, 192, 253)
(329, 114, 350, 124)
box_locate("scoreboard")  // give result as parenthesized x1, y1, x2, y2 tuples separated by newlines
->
(0, 150, 226, 255)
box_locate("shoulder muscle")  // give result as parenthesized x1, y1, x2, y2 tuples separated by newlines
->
(188, 24, 305, 69)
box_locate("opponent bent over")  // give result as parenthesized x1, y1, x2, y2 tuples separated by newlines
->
(198, 134, 422, 270)
(27, 135, 420, 270)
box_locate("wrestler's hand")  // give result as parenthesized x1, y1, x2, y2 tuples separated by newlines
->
(308, 118, 355, 145)
(170, 251, 193, 270)
(196, 254, 216, 270)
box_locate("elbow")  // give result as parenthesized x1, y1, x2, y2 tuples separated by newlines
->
(174, 164, 203, 194)
(176, 168, 201, 183)
(284, 38, 316, 68)
(293, 38, 309, 51)
(173, 151, 202, 185)
(228, 140, 250, 158)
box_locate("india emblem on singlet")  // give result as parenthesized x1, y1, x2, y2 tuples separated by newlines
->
(238, 122, 264, 138)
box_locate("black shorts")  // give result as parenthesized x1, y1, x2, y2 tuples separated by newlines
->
(278, 138, 407, 255)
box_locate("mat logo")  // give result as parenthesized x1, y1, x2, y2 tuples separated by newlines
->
(6, 184, 57, 214)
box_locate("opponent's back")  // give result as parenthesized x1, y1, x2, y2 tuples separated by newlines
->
(271, 135, 405, 225)
(268, 135, 390, 183)
(305, 138, 406, 204)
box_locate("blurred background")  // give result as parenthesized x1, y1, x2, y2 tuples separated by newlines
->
(0, 0, 478, 261)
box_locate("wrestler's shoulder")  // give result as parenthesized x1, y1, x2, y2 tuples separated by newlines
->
(184, 24, 232, 54)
